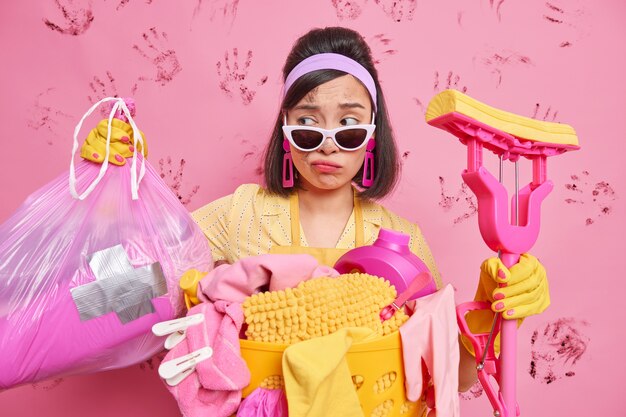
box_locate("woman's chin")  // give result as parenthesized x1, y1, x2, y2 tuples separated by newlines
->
(308, 178, 352, 191)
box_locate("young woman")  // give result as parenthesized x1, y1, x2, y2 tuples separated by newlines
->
(190, 27, 550, 392)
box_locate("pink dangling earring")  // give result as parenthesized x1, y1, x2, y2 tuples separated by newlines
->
(282, 139, 294, 188)
(362, 139, 376, 187)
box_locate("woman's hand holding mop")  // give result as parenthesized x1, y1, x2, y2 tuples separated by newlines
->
(477, 253, 550, 320)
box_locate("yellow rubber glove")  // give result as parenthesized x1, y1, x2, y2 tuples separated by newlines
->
(80, 118, 148, 166)
(461, 253, 550, 356)
(477, 253, 550, 320)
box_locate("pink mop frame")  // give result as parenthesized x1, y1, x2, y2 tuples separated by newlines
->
(427, 110, 579, 416)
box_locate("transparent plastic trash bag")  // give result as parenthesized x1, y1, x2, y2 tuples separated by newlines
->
(0, 98, 212, 389)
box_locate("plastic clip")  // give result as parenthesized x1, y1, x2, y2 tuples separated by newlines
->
(380, 271, 434, 322)
(151, 313, 204, 350)
(158, 346, 213, 386)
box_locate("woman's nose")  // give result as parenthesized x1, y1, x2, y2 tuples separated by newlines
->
(319, 136, 338, 153)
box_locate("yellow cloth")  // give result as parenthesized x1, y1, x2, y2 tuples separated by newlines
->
(191, 184, 443, 288)
(80, 118, 148, 165)
(282, 327, 376, 417)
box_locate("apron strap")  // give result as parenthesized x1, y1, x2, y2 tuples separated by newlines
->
(289, 191, 365, 247)
(289, 193, 301, 245)
(354, 196, 364, 247)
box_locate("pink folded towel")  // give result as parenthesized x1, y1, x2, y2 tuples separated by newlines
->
(198, 254, 339, 303)
(166, 300, 249, 417)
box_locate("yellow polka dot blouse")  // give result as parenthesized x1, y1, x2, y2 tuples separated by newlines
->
(191, 184, 442, 288)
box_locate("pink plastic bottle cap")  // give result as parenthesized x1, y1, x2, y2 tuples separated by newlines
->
(375, 228, 411, 255)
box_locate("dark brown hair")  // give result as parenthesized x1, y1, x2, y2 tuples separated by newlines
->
(263, 27, 400, 200)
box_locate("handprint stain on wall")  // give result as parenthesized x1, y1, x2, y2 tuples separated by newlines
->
(115, 0, 130, 10)
(216, 49, 268, 105)
(159, 157, 200, 206)
(438, 176, 478, 225)
(399, 150, 411, 166)
(88, 72, 119, 104)
(374, 0, 417, 22)
(369, 34, 398, 64)
(115, 0, 154, 11)
(476, 50, 533, 87)
(27, 88, 73, 145)
(564, 170, 617, 226)
(331, 0, 367, 20)
(529, 318, 589, 384)
(92, 70, 138, 98)
(240, 139, 259, 162)
(457, 11, 465, 27)
(240, 139, 264, 179)
(413, 98, 425, 115)
(532, 103, 559, 122)
(413, 71, 468, 116)
(193, 0, 240, 25)
(488, 0, 507, 21)
(434, 71, 468, 93)
(44, 0, 94, 36)
(87, 71, 138, 117)
(133, 28, 182, 86)
(542, 1, 588, 47)
(544, 1, 565, 23)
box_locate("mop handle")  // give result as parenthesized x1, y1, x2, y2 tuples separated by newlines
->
(499, 252, 521, 417)
(500, 159, 520, 417)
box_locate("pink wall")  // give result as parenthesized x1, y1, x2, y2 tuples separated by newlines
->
(1, 1, 624, 415)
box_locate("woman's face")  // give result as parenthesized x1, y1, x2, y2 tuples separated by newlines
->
(285, 74, 374, 192)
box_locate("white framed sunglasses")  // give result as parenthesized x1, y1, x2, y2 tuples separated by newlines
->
(282, 114, 376, 152)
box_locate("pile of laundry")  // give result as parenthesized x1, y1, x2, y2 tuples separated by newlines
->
(154, 254, 460, 417)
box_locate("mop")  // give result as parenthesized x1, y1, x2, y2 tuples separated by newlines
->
(426, 89, 580, 416)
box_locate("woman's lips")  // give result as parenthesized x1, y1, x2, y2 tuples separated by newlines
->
(311, 161, 341, 173)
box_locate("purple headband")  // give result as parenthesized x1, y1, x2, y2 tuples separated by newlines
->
(283, 53, 377, 111)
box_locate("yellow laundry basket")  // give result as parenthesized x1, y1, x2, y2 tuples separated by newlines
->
(239, 331, 426, 417)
